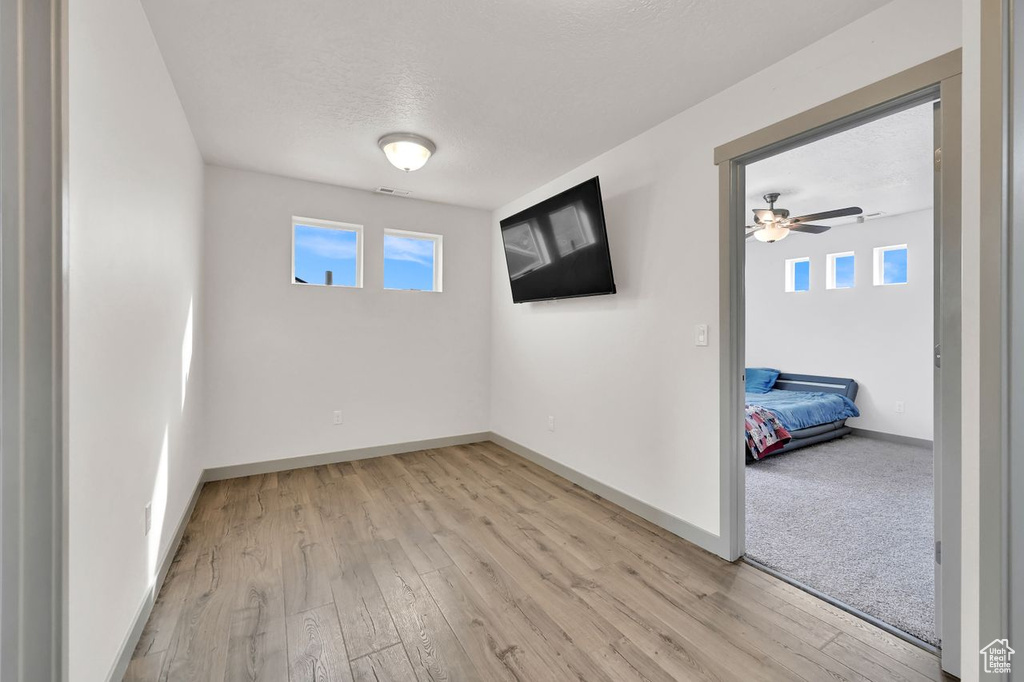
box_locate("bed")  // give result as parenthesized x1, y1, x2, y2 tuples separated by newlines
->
(745, 372, 860, 460)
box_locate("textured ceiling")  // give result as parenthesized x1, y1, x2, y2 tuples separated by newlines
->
(746, 101, 934, 232)
(141, 0, 889, 209)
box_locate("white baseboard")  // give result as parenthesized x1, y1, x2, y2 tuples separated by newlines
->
(106, 471, 205, 682)
(849, 427, 933, 449)
(106, 429, 725, 679)
(202, 432, 492, 482)
(487, 432, 728, 558)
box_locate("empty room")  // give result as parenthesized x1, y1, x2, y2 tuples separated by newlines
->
(2, 0, 1020, 681)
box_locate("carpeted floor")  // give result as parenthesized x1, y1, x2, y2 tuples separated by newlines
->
(745, 435, 936, 645)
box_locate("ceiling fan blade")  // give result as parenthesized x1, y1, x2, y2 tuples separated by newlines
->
(745, 226, 762, 240)
(789, 206, 862, 224)
(789, 223, 831, 234)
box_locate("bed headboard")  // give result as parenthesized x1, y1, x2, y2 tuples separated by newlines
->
(773, 373, 859, 402)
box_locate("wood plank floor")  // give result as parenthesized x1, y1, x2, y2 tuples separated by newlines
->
(125, 441, 949, 681)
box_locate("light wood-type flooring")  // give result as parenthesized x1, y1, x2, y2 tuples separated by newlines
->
(125, 441, 949, 681)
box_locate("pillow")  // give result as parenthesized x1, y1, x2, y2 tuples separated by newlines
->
(746, 367, 780, 394)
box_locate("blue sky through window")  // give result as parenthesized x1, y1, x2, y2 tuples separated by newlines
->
(384, 234, 436, 291)
(834, 254, 855, 289)
(294, 224, 358, 286)
(793, 260, 810, 292)
(883, 247, 908, 284)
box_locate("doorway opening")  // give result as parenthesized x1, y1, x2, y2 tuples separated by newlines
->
(742, 100, 937, 647)
(715, 51, 962, 674)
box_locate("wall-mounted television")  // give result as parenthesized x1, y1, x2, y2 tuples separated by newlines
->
(499, 177, 616, 303)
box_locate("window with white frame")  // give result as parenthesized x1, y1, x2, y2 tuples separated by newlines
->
(873, 244, 908, 286)
(785, 257, 811, 293)
(292, 217, 363, 287)
(383, 229, 443, 292)
(826, 251, 856, 290)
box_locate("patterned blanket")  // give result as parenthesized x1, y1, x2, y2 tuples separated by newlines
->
(745, 405, 792, 460)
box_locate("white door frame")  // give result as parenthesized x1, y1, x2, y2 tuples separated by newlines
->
(714, 50, 963, 675)
(0, 0, 67, 678)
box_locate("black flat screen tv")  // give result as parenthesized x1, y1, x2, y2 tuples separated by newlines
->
(499, 177, 616, 303)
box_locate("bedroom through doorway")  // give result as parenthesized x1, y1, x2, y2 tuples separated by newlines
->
(741, 100, 939, 648)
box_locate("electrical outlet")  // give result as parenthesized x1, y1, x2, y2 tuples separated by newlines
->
(895, 401, 905, 414)
(333, 410, 343, 425)
(145, 502, 152, 536)
(547, 415, 555, 432)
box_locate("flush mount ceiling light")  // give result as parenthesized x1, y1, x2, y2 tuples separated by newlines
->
(378, 133, 436, 172)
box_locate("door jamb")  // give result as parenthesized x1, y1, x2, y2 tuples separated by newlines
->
(0, 0, 67, 678)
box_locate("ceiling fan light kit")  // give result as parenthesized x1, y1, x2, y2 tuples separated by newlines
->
(746, 192, 863, 243)
(754, 224, 790, 243)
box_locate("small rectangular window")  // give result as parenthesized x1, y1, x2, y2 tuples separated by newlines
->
(873, 244, 908, 286)
(383, 229, 442, 292)
(292, 217, 363, 287)
(826, 251, 855, 290)
(785, 257, 810, 293)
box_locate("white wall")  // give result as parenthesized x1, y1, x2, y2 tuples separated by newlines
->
(68, 0, 206, 679)
(202, 167, 492, 468)
(744, 210, 934, 440)
(490, 0, 961, 537)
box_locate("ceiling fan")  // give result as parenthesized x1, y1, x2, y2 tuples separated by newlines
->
(746, 192, 862, 243)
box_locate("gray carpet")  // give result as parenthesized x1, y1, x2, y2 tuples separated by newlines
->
(745, 435, 936, 645)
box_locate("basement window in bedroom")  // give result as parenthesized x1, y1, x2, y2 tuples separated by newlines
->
(785, 257, 811, 293)
(873, 244, 909, 286)
(384, 229, 443, 292)
(292, 217, 363, 287)
(826, 251, 855, 290)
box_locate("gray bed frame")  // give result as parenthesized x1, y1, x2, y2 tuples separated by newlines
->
(748, 372, 860, 460)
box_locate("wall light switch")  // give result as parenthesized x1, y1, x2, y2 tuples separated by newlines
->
(333, 410, 343, 425)
(695, 324, 709, 347)
(895, 401, 905, 414)
(547, 415, 555, 432)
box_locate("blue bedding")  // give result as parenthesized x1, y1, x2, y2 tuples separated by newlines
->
(745, 389, 860, 432)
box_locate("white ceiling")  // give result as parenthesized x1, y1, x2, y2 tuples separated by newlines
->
(746, 100, 934, 232)
(140, 0, 889, 210)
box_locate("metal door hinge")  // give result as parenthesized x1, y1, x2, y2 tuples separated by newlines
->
(934, 147, 942, 170)
(935, 540, 941, 564)
(934, 344, 941, 368)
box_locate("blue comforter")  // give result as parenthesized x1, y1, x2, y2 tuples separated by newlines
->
(745, 389, 860, 432)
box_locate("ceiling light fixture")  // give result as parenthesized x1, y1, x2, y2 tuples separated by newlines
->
(378, 133, 436, 172)
(753, 223, 790, 243)
(748, 192, 863, 243)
